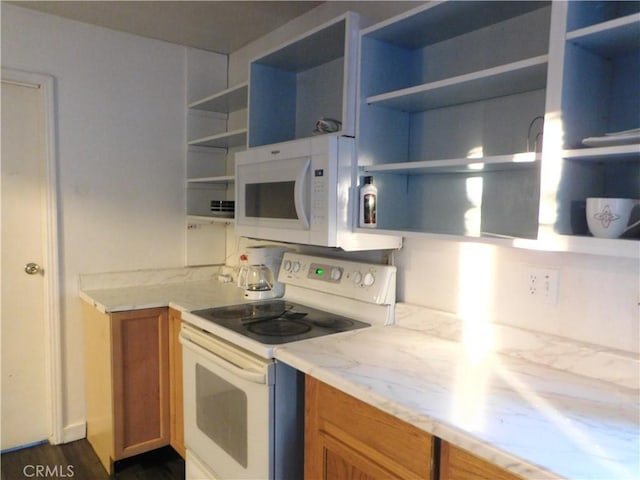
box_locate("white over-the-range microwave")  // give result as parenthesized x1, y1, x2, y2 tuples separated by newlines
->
(235, 135, 401, 251)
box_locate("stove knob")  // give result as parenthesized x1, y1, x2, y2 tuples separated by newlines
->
(352, 271, 362, 285)
(363, 272, 375, 287)
(330, 268, 342, 281)
(283, 260, 292, 272)
(292, 261, 301, 273)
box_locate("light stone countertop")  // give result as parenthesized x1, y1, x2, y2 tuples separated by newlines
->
(80, 280, 247, 313)
(275, 307, 640, 480)
(79, 266, 246, 313)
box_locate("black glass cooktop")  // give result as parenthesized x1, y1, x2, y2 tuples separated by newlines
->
(191, 300, 370, 345)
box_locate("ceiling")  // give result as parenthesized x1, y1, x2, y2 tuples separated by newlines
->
(9, 1, 325, 54)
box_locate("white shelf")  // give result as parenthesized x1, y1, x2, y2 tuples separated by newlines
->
(188, 128, 247, 149)
(362, 1, 548, 50)
(187, 215, 234, 225)
(354, 227, 639, 259)
(188, 144, 226, 154)
(513, 232, 640, 259)
(253, 15, 347, 72)
(186, 67, 243, 244)
(362, 152, 539, 175)
(367, 55, 548, 113)
(187, 175, 235, 184)
(188, 176, 234, 184)
(562, 144, 640, 162)
(566, 13, 640, 55)
(188, 82, 248, 113)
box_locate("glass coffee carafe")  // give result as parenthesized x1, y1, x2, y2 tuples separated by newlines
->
(236, 246, 288, 300)
(238, 264, 274, 293)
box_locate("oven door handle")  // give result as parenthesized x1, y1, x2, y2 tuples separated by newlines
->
(180, 331, 268, 385)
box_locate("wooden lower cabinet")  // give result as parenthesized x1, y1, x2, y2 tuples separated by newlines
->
(439, 442, 522, 480)
(168, 307, 185, 458)
(83, 304, 171, 474)
(305, 376, 523, 480)
(305, 376, 435, 480)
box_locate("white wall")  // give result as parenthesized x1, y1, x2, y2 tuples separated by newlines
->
(1, 4, 225, 440)
(395, 238, 639, 353)
(229, 2, 640, 355)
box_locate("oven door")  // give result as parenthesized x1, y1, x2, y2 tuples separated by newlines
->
(180, 324, 274, 480)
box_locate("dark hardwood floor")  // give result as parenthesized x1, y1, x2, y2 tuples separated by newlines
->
(1, 440, 184, 480)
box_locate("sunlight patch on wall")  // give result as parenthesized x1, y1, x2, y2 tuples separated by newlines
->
(539, 111, 564, 228)
(453, 242, 495, 430)
(456, 242, 495, 362)
(464, 145, 484, 236)
(464, 177, 483, 237)
(467, 146, 484, 159)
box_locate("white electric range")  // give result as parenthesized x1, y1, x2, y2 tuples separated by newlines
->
(180, 252, 396, 480)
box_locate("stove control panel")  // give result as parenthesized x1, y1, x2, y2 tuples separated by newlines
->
(278, 252, 396, 305)
(307, 263, 343, 283)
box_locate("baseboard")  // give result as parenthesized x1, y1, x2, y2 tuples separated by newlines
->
(5, 423, 87, 448)
(1, 439, 48, 454)
(59, 422, 86, 444)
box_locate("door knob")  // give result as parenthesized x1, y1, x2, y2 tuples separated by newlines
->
(24, 262, 41, 275)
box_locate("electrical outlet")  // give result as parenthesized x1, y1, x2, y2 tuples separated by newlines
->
(527, 267, 559, 305)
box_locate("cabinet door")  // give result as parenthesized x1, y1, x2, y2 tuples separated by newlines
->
(320, 434, 394, 480)
(168, 307, 185, 458)
(305, 376, 434, 480)
(111, 307, 170, 460)
(439, 442, 522, 480)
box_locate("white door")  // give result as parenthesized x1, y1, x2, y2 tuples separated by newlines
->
(1, 79, 50, 450)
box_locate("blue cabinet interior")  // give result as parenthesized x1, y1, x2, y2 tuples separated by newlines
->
(554, 1, 640, 235)
(249, 18, 348, 148)
(357, 2, 551, 239)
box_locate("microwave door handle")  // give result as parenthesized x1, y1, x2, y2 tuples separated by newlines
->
(294, 158, 311, 228)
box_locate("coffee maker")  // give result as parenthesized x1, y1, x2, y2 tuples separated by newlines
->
(237, 245, 289, 300)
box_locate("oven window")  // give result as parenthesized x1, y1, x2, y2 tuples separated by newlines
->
(245, 182, 298, 219)
(195, 364, 247, 467)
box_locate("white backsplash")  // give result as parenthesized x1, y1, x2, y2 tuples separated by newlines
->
(396, 303, 639, 390)
(394, 237, 640, 355)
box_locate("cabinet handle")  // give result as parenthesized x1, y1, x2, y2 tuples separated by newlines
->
(270, 150, 280, 155)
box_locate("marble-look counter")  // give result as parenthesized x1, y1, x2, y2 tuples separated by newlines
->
(275, 306, 640, 480)
(79, 266, 246, 313)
